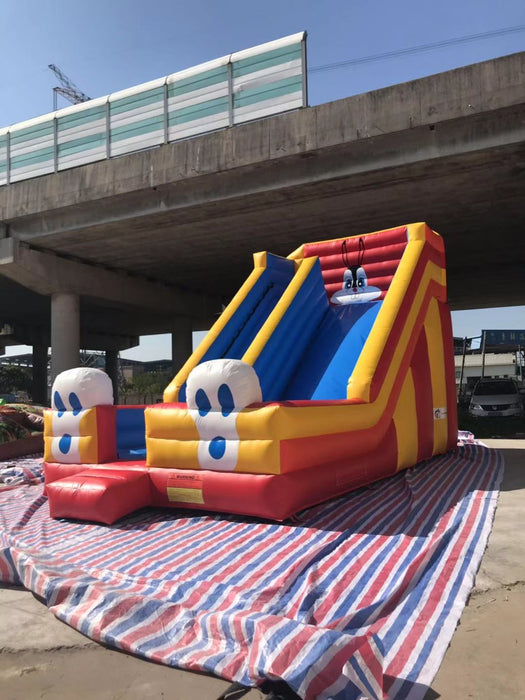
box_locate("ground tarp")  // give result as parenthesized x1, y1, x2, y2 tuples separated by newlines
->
(0, 444, 502, 699)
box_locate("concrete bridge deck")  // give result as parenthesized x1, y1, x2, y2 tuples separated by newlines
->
(0, 51, 523, 395)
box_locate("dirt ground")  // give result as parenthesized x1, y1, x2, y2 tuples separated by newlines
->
(426, 584, 525, 699)
(1, 439, 524, 699)
(0, 645, 265, 700)
(425, 439, 525, 700)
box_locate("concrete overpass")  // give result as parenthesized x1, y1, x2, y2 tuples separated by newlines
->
(0, 51, 524, 400)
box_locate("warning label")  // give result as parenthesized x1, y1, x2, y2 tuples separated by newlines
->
(167, 474, 204, 504)
(167, 487, 205, 504)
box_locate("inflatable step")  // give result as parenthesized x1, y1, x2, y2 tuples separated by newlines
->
(47, 468, 151, 525)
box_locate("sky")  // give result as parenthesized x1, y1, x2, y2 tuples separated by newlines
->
(1, 0, 524, 360)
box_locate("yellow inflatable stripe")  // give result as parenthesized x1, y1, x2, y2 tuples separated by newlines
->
(43, 408, 97, 437)
(406, 222, 429, 243)
(145, 436, 281, 474)
(80, 434, 99, 464)
(424, 298, 449, 455)
(44, 435, 99, 464)
(43, 409, 99, 463)
(349, 257, 446, 428)
(392, 368, 418, 470)
(80, 408, 98, 436)
(348, 223, 445, 405)
(242, 256, 319, 366)
(347, 238, 426, 402)
(238, 439, 281, 473)
(43, 411, 53, 436)
(287, 243, 305, 260)
(43, 435, 53, 463)
(145, 407, 200, 440)
(146, 438, 198, 468)
(80, 410, 98, 462)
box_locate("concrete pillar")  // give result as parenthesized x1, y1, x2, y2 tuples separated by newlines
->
(105, 349, 119, 404)
(32, 343, 49, 405)
(171, 316, 193, 375)
(51, 292, 80, 384)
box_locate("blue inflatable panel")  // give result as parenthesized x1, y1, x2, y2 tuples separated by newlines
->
(226, 284, 288, 360)
(283, 301, 382, 400)
(118, 447, 147, 460)
(179, 253, 295, 402)
(116, 408, 146, 460)
(254, 259, 329, 401)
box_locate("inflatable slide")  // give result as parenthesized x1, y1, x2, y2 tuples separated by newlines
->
(44, 223, 457, 523)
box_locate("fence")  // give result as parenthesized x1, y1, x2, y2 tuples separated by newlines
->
(0, 32, 307, 186)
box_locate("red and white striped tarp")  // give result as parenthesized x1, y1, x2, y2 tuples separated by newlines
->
(0, 444, 502, 699)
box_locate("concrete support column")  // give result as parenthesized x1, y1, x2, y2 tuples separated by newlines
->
(171, 316, 193, 375)
(105, 349, 119, 404)
(32, 343, 49, 405)
(51, 292, 80, 384)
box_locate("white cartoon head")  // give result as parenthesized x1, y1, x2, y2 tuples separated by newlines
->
(52, 367, 114, 414)
(49, 367, 113, 463)
(330, 237, 381, 305)
(186, 359, 262, 472)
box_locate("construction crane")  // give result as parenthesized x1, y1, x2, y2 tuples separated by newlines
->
(48, 64, 90, 111)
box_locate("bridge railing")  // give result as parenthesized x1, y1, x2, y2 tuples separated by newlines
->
(0, 32, 307, 186)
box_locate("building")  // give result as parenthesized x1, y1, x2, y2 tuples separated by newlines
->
(455, 352, 523, 396)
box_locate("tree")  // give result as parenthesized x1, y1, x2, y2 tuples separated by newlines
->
(127, 371, 171, 404)
(0, 366, 32, 395)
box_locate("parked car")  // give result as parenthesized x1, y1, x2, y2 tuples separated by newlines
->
(468, 379, 523, 418)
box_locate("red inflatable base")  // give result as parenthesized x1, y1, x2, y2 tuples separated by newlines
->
(46, 468, 152, 525)
(44, 438, 405, 523)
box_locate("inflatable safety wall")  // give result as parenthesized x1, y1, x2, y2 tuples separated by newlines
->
(45, 223, 457, 523)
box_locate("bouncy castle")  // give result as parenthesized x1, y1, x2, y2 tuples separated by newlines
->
(44, 223, 457, 524)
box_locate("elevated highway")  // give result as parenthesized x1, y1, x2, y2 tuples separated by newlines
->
(0, 51, 523, 398)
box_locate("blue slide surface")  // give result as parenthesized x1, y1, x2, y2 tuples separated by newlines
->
(283, 301, 382, 400)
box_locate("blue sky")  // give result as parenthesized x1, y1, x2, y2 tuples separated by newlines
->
(2, 0, 524, 360)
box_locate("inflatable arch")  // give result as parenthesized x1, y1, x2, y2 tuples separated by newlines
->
(44, 223, 457, 524)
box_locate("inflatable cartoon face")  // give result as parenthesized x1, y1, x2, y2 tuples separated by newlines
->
(331, 237, 382, 305)
(49, 367, 113, 463)
(186, 359, 262, 471)
(331, 266, 381, 305)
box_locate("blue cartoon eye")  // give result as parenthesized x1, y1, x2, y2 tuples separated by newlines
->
(69, 392, 83, 416)
(58, 434, 72, 454)
(209, 436, 226, 460)
(54, 391, 67, 416)
(218, 383, 235, 417)
(356, 267, 367, 289)
(196, 388, 211, 417)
